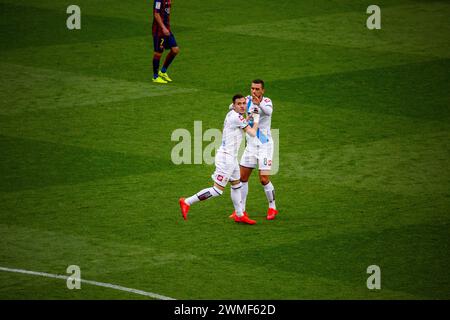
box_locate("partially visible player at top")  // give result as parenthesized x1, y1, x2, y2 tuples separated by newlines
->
(179, 94, 260, 225)
(229, 79, 279, 220)
(152, 0, 179, 84)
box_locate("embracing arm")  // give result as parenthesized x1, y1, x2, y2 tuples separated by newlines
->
(243, 114, 259, 137)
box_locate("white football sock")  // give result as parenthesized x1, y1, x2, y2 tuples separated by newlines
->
(231, 183, 244, 217)
(185, 186, 223, 206)
(263, 182, 276, 209)
(240, 181, 249, 212)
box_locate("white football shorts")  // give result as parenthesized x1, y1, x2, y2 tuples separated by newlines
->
(239, 141, 274, 171)
(211, 151, 240, 187)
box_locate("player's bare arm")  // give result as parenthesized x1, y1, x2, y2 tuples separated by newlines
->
(154, 12, 170, 36)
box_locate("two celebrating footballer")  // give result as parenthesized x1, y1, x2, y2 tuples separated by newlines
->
(179, 80, 278, 225)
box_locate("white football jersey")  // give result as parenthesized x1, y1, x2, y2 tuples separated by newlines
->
(217, 110, 248, 158)
(245, 95, 273, 146)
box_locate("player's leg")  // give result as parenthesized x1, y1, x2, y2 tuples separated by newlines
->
(229, 150, 256, 219)
(229, 160, 244, 218)
(180, 151, 229, 220)
(258, 144, 278, 220)
(152, 35, 168, 83)
(230, 180, 256, 225)
(238, 147, 258, 214)
(230, 180, 244, 217)
(239, 166, 253, 213)
(160, 47, 178, 76)
(259, 171, 277, 217)
(185, 182, 224, 205)
(179, 182, 224, 220)
(159, 34, 179, 82)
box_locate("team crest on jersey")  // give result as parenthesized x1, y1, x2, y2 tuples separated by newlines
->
(264, 98, 271, 103)
(217, 175, 223, 181)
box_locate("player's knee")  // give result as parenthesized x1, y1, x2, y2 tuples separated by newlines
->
(239, 167, 252, 182)
(153, 52, 163, 58)
(171, 47, 180, 55)
(213, 183, 225, 194)
(259, 175, 270, 185)
(239, 171, 250, 182)
(231, 181, 242, 189)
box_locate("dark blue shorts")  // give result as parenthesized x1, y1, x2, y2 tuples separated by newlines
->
(153, 33, 178, 53)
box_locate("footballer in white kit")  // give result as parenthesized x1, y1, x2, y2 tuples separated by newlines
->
(240, 95, 274, 171)
(230, 80, 279, 220)
(179, 94, 260, 225)
(212, 107, 248, 188)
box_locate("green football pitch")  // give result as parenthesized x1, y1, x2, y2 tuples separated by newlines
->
(0, 0, 449, 299)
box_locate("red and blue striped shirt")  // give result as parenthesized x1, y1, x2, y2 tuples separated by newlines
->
(152, 0, 172, 36)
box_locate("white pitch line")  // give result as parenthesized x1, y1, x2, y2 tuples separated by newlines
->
(0, 266, 175, 300)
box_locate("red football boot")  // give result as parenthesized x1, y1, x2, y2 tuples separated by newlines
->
(234, 213, 256, 225)
(229, 211, 248, 219)
(266, 208, 279, 220)
(179, 198, 190, 220)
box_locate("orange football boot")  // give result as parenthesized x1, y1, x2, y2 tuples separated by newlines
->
(234, 213, 256, 225)
(229, 211, 248, 219)
(179, 198, 190, 220)
(266, 208, 279, 220)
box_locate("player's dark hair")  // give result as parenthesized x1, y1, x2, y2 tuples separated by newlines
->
(252, 79, 265, 88)
(232, 94, 245, 103)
